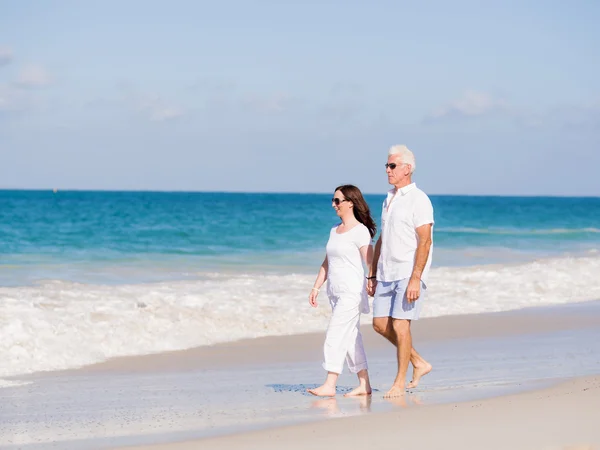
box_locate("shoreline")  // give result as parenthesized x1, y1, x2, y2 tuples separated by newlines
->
(4, 253, 600, 382)
(25, 298, 600, 378)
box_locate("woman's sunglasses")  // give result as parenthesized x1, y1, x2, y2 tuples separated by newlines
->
(331, 198, 348, 206)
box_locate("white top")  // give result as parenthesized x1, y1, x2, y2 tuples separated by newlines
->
(376, 183, 435, 285)
(326, 223, 372, 312)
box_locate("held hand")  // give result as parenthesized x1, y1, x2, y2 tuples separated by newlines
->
(406, 276, 421, 303)
(308, 289, 319, 308)
(366, 279, 377, 296)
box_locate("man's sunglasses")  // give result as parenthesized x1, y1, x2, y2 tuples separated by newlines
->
(331, 198, 348, 206)
(385, 162, 405, 170)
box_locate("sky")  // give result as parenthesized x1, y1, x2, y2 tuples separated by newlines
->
(1, 0, 599, 196)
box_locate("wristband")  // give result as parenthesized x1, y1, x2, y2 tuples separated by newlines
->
(311, 288, 320, 292)
(366, 276, 376, 280)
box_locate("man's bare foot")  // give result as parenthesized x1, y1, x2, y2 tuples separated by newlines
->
(344, 385, 372, 397)
(407, 363, 432, 389)
(307, 385, 336, 397)
(383, 384, 405, 398)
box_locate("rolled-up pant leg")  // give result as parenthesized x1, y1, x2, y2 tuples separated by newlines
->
(323, 295, 368, 374)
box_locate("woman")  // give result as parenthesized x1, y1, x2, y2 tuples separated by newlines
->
(308, 185, 376, 397)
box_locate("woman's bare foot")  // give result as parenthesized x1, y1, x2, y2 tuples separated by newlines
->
(407, 363, 432, 389)
(344, 385, 372, 397)
(307, 384, 336, 397)
(345, 369, 372, 397)
(383, 384, 405, 398)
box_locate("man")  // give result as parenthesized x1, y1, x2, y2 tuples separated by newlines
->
(367, 144, 434, 398)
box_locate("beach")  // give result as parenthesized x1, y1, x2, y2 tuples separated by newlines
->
(3, 1, 600, 448)
(2, 299, 600, 449)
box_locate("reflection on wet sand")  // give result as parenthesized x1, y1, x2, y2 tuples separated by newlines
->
(310, 393, 424, 417)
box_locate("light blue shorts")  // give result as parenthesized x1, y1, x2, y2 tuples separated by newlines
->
(372, 278, 426, 320)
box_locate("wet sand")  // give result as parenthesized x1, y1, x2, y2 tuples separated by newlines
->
(120, 375, 600, 450)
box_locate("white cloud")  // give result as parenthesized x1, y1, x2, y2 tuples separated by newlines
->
(15, 64, 52, 88)
(0, 46, 13, 67)
(427, 90, 507, 121)
(138, 94, 184, 122)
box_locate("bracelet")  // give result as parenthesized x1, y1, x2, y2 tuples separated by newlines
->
(366, 276, 376, 280)
(311, 288, 320, 292)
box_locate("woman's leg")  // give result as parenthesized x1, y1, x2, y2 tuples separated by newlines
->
(308, 296, 354, 396)
(345, 317, 372, 396)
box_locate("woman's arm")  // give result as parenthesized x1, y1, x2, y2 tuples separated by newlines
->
(309, 255, 328, 307)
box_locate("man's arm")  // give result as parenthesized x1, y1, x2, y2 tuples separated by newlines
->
(369, 236, 382, 277)
(366, 236, 382, 296)
(406, 223, 433, 302)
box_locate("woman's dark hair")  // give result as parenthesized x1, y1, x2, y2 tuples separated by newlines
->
(335, 184, 377, 238)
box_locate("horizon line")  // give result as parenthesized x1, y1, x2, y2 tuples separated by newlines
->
(0, 187, 599, 199)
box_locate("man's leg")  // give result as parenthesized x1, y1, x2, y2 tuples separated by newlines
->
(372, 316, 395, 343)
(384, 318, 412, 397)
(407, 348, 432, 389)
(373, 317, 432, 388)
(401, 281, 431, 388)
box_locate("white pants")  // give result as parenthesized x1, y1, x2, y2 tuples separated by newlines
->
(322, 293, 368, 375)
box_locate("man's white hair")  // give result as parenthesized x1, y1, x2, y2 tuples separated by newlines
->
(388, 144, 416, 173)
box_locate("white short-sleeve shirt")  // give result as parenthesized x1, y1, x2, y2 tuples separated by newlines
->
(326, 223, 372, 311)
(377, 183, 434, 285)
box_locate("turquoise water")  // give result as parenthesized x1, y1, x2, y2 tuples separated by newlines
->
(1, 190, 599, 286)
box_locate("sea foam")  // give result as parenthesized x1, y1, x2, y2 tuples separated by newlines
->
(1, 255, 600, 381)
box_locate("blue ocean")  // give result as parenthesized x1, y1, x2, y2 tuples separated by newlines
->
(1, 190, 599, 381)
(2, 190, 599, 284)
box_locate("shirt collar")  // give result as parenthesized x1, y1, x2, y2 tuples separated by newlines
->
(395, 183, 417, 196)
